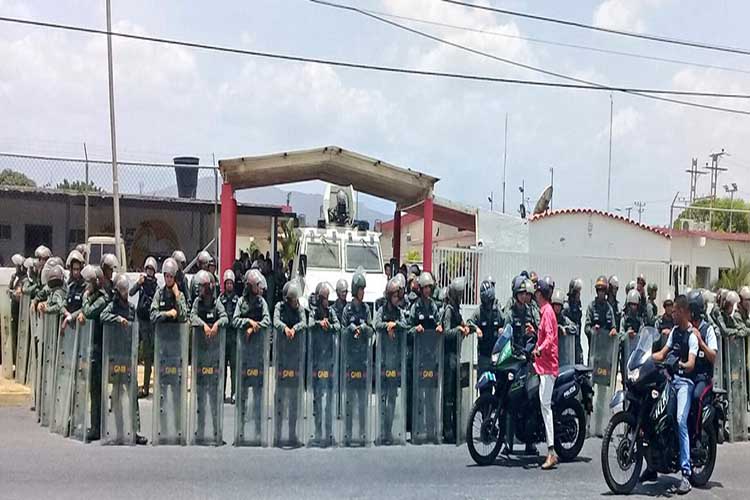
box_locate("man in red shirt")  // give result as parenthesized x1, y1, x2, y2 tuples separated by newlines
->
(533, 276, 559, 470)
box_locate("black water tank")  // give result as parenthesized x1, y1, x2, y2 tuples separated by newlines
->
(173, 156, 199, 199)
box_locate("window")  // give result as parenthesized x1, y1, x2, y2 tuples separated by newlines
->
(0, 224, 10, 240)
(89, 244, 116, 266)
(695, 266, 711, 289)
(68, 229, 85, 247)
(305, 241, 341, 269)
(346, 242, 381, 272)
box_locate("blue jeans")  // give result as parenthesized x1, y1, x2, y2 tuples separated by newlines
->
(673, 376, 695, 477)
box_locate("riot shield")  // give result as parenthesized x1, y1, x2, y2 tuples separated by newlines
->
(375, 328, 406, 446)
(189, 325, 225, 446)
(411, 329, 444, 445)
(70, 320, 94, 442)
(40, 313, 60, 427)
(714, 336, 724, 391)
(725, 336, 748, 442)
(31, 309, 43, 421)
(271, 327, 305, 448)
(101, 322, 139, 445)
(558, 328, 576, 368)
(455, 333, 476, 446)
(50, 316, 78, 436)
(15, 294, 31, 385)
(153, 322, 189, 446)
(0, 289, 14, 379)
(234, 326, 271, 447)
(340, 326, 372, 447)
(589, 329, 619, 438)
(304, 323, 338, 447)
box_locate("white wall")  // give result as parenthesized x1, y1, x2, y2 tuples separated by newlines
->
(671, 234, 750, 286)
(475, 209, 529, 253)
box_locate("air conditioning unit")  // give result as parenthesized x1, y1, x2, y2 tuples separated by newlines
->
(680, 219, 709, 232)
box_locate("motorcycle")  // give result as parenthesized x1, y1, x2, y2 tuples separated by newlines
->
(601, 327, 728, 494)
(466, 325, 593, 466)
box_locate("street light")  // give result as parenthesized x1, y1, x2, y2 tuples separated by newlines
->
(724, 183, 739, 232)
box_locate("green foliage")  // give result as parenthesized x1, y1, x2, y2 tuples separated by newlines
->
(675, 197, 750, 233)
(55, 179, 102, 193)
(243, 239, 259, 258)
(0, 168, 36, 187)
(714, 246, 750, 290)
(405, 249, 421, 263)
(279, 218, 299, 265)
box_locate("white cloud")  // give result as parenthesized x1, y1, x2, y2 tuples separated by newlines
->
(593, 0, 665, 33)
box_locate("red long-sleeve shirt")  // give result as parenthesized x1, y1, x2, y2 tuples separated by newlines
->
(534, 302, 559, 376)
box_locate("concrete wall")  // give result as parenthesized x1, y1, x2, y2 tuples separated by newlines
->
(381, 219, 475, 262)
(670, 234, 750, 287)
(475, 209, 528, 253)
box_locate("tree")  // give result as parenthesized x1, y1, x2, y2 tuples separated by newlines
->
(714, 246, 750, 290)
(405, 249, 421, 263)
(55, 179, 102, 193)
(278, 218, 298, 265)
(675, 197, 750, 233)
(0, 168, 36, 187)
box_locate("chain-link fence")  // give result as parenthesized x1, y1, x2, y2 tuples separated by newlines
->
(0, 152, 219, 270)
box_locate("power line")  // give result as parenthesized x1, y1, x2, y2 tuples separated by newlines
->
(358, 6, 750, 76)
(311, 0, 750, 116)
(2, 14, 748, 108)
(442, 0, 750, 57)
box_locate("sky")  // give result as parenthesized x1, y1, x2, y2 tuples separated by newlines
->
(2, 0, 750, 226)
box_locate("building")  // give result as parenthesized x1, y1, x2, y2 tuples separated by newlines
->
(0, 185, 291, 270)
(669, 229, 750, 288)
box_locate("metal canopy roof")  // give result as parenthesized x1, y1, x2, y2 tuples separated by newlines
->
(401, 196, 477, 232)
(219, 146, 439, 208)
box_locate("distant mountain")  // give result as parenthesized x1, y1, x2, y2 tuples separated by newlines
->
(152, 176, 390, 226)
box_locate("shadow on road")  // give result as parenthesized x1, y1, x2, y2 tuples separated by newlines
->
(601, 478, 724, 498)
(466, 454, 592, 469)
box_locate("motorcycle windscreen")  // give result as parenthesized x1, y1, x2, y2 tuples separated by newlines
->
(234, 326, 270, 447)
(340, 327, 373, 447)
(411, 329, 444, 445)
(70, 320, 94, 442)
(725, 336, 748, 442)
(152, 322, 189, 445)
(589, 329, 618, 438)
(455, 333, 476, 446)
(1, 287, 15, 380)
(50, 316, 79, 436)
(304, 324, 339, 447)
(15, 294, 31, 385)
(375, 328, 406, 446)
(558, 330, 576, 369)
(40, 313, 60, 427)
(271, 327, 305, 448)
(619, 331, 640, 387)
(189, 325, 226, 446)
(101, 322, 139, 445)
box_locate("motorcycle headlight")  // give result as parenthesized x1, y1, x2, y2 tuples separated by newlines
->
(491, 352, 499, 364)
(627, 368, 639, 382)
(507, 372, 515, 381)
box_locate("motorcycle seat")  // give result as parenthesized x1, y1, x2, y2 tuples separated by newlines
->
(573, 364, 593, 373)
(712, 388, 727, 396)
(556, 367, 576, 386)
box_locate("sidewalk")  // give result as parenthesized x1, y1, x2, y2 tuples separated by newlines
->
(0, 367, 31, 407)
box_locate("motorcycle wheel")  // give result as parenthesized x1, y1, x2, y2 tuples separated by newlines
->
(466, 393, 502, 466)
(690, 422, 717, 487)
(601, 411, 641, 495)
(553, 398, 586, 462)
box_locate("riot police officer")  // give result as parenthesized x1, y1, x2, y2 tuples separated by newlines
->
(620, 289, 644, 379)
(608, 275, 622, 332)
(584, 276, 618, 364)
(655, 293, 675, 351)
(190, 251, 214, 299)
(7, 254, 25, 366)
(333, 278, 348, 322)
(645, 283, 659, 327)
(552, 288, 577, 366)
(60, 250, 86, 331)
(441, 277, 471, 444)
(219, 269, 239, 404)
(734, 286, 750, 333)
(308, 281, 340, 446)
(80, 264, 109, 441)
(171, 250, 191, 305)
(504, 276, 537, 352)
(564, 278, 583, 364)
(468, 279, 505, 384)
(130, 256, 158, 398)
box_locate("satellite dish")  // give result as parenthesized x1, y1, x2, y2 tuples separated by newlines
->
(533, 185, 553, 215)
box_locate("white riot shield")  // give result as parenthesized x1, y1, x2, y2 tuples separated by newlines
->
(589, 329, 619, 438)
(558, 328, 576, 368)
(40, 312, 60, 427)
(455, 333, 476, 446)
(15, 294, 31, 385)
(375, 328, 407, 446)
(50, 316, 78, 436)
(31, 309, 43, 421)
(70, 320, 94, 442)
(305, 320, 339, 448)
(340, 326, 373, 447)
(411, 329, 444, 445)
(153, 322, 189, 446)
(101, 322, 139, 445)
(725, 336, 748, 442)
(234, 326, 271, 447)
(1, 289, 14, 379)
(189, 325, 226, 446)
(271, 327, 305, 448)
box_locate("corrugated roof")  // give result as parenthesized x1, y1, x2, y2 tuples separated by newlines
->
(529, 208, 671, 238)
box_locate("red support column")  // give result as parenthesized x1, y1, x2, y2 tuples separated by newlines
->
(220, 182, 237, 289)
(393, 209, 402, 265)
(422, 197, 433, 273)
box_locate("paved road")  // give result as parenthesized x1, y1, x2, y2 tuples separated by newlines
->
(1, 405, 748, 500)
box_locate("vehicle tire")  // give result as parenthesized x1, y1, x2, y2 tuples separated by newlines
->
(690, 422, 717, 487)
(553, 398, 586, 462)
(601, 411, 641, 495)
(466, 393, 503, 466)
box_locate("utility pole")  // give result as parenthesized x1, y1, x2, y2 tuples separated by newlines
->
(607, 94, 613, 212)
(106, 0, 122, 264)
(706, 149, 728, 229)
(724, 183, 738, 232)
(549, 167, 554, 210)
(634, 201, 646, 223)
(685, 157, 707, 203)
(502, 113, 508, 214)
